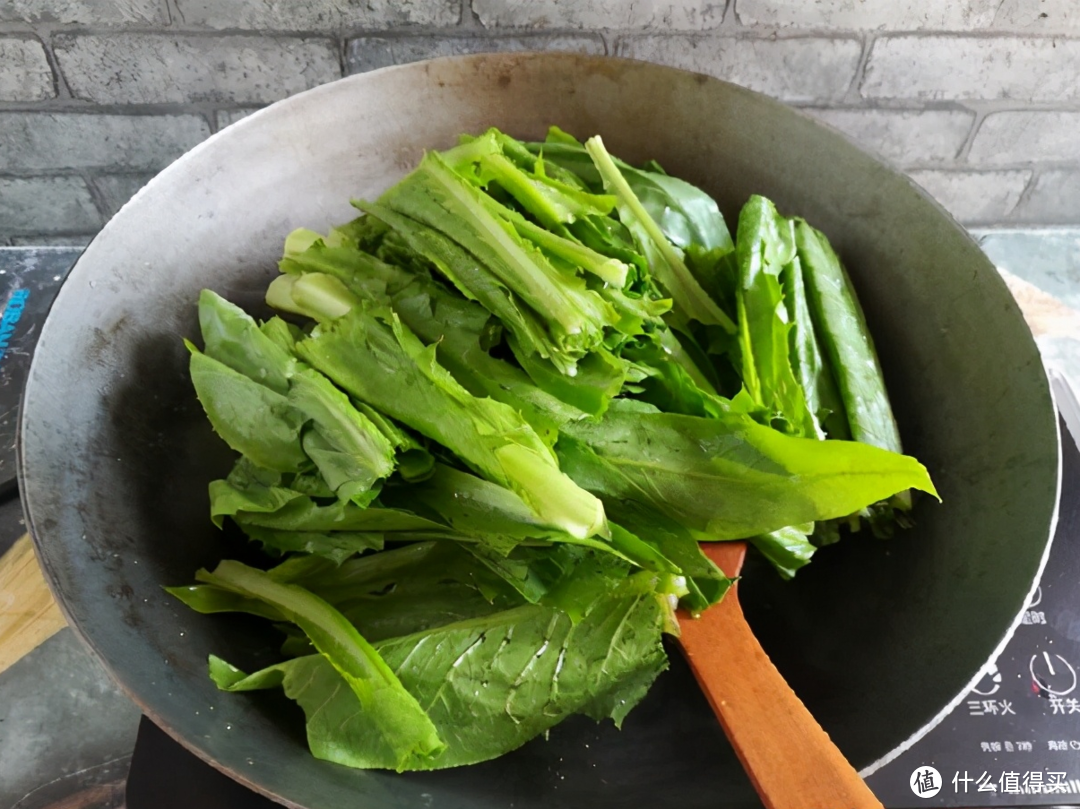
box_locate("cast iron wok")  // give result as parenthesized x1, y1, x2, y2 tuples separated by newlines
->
(18, 53, 1058, 808)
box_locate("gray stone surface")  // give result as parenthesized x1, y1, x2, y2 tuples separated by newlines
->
(808, 109, 974, 165)
(616, 36, 861, 103)
(968, 111, 1080, 166)
(54, 34, 341, 104)
(0, 113, 211, 172)
(347, 34, 605, 74)
(907, 169, 1032, 224)
(735, 0, 1003, 30)
(0, 177, 101, 236)
(0, 628, 140, 808)
(1011, 169, 1080, 225)
(0, 0, 166, 24)
(93, 173, 156, 218)
(977, 228, 1080, 310)
(0, 37, 54, 102)
(862, 35, 1080, 101)
(174, 0, 460, 30)
(474, 0, 725, 30)
(215, 107, 263, 129)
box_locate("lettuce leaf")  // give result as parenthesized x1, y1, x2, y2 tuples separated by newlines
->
(733, 196, 816, 437)
(375, 152, 619, 371)
(585, 135, 735, 333)
(558, 401, 938, 540)
(187, 345, 308, 472)
(195, 560, 446, 771)
(294, 306, 607, 540)
(205, 568, 671, 770)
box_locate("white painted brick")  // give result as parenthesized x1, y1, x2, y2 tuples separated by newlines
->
(808, 109, 974, 165)
(93, 173, 155, 218)
(987, 0, 1080, 32)
(734, 0, 1080, 31)
(0, 177, 101, 235)
(862, 35, 1080, 102)
(0, 0, 165, 24)
(616, 36, 861, 104)
(735, 0, 1001, 30)
(346, 34, 605, 74)
(474, 0, 725, 31)
(907, 169, 1031, 224)
(0, 113, 210, 171)
(174, 0, 460, 30)
(1011, 169, 1080, 224)
(968, 112, 1080, 165)
(0, 37, 54, 102)
(216, 108, 263, 129)
(54, 35, 341, 105)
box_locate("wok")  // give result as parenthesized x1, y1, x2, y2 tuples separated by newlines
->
(18, 53, 1059, 808)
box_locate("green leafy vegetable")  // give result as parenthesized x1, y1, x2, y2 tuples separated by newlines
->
(795, 219, 903, 454)
(733, 196, 816, 437)
(585, 135, 735, 333)
(783, 254, 848, 441)
(795, 218, 910, 511)
(376, 152, 619, 371)
(294, 307, 608, 540)
(171, 125, 939, 774)
(206, 563, 672, 769)
(196, 560, 446, 771)
(187, 345, 308, 472)
(558, 401, 936, 540)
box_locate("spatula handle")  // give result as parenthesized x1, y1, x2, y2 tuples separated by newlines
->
(678, 543, 884, 809)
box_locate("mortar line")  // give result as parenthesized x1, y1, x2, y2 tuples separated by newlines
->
(719, 0, 739, 30)
(12, 24, 613, 39)
(8, 23, 1080, 38)
(459, 0, 485, 31)
(37, 30, 74, 101)
(955, 107, 989, 162)
(900, 165, 1038, 176)
(340, 27, 610, 41)
(0, 21, 36, 34)
(80, 170, 113, 221)
(1005, 167, 1043, 223)
(28, 24, 1080, 42)
(843, 31, 874, 102)
(6, 235, 94, 245)
(0, 168, 151, 179)
(0, 100, 259, 116)
(597, 30, 611, 56)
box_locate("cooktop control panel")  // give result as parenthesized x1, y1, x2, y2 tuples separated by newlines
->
(868, 415, 1080, 807)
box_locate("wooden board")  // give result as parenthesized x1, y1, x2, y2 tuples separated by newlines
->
(0, 533, 67, 676)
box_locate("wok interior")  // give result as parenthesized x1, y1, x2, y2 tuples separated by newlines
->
(19, 54, 1058, 808)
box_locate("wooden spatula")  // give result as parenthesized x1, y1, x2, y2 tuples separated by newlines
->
(677, 541, 884, 809)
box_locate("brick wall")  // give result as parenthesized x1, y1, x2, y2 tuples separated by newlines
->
(1, 0, 1078, 244)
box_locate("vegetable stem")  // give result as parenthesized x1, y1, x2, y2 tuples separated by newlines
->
(584, 136, 736, 334)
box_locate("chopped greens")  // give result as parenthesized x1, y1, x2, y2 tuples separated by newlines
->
(171, 126, 937, 772)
